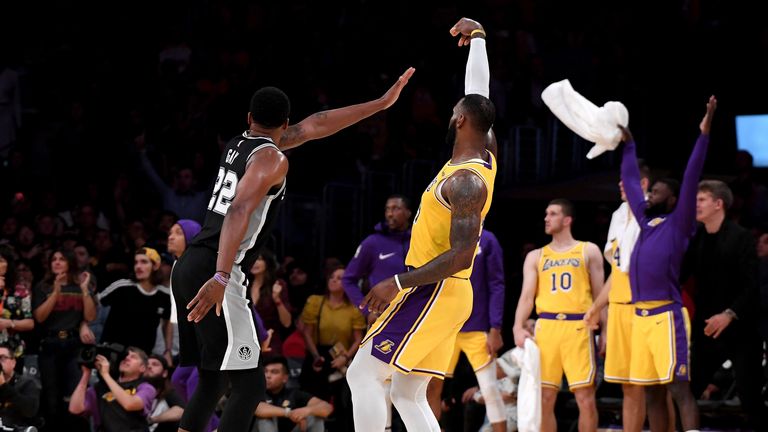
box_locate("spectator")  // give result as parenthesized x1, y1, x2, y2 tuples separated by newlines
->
(254, 356, 333, 432)
(0, 245, 34, 359)
(285, 260, 313, 317)
(33, 248, 96, 431)
(144, 354, 184, 432)
(300, 265, 365, 428)
(0, 345, 40, 430)
(758, 232, 768, 345)
(251, 250, 292, 356)
(98, 248, 172, 364)
(69, 347, 157, 432)
(137, 137, 207, 223)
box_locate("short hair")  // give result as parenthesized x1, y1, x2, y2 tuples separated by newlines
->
(548, 198, 574, 218)
(637, 158, 651, 180)
(0, 345, 13, 357)
(387, 194, 411, 211)
(460, 94, 495, 134)
(264, 356, 289, 374)
(127, 346, 149, 366)
(654, 178, 680, 198)
(698, 180, 733, 209)
(250, 87, 290, 129)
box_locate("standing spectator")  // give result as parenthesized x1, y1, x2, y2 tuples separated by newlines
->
(69, 347, 157, 432)
(137, 136, 208, 223)
(300, 266, 365, 429)
(33, 248, 96, 431)
(682, 180, 766, 429)
(254, 356, 333, 432)
(0, 345, 40, 430)
(251, 250, 292, 356)
(342, 194, 411, 321)
(98, 247, 172, 364)
(145, 354, 184, 432)
(0, 245, 34, 359)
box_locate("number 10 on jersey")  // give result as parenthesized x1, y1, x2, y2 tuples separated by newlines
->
(208, 167, 239, 215)
(550, 271, 572, 293)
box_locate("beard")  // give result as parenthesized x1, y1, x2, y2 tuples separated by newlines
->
(645, 200, 670, 218)
(445, 122, 457, 147)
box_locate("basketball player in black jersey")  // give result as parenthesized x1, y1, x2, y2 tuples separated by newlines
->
(172, 67, 414, 432)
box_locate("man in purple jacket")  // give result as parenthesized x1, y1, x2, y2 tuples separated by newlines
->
(429, 229, 507, 431)
(342, 194, 412, 320)
(620, 95, 716, 432)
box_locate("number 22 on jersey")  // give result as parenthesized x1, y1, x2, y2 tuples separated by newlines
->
(208, 167, 239, 215)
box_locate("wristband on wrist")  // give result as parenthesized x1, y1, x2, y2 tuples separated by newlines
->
(394, 274, 403, 291)
(213, 272, 229, 287)
(284, 407, 291, 417)
(470, 28, 486, 38)
(215, 270, 231, 278)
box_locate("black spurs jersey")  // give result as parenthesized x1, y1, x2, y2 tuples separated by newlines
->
(191, 133, 286, 264)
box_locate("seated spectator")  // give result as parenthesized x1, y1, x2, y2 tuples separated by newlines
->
(0, 345, 41, 430)
(69, 347, 156, 432)
(254, 356, 333, 432)
(98, 247, 172, 364)
(144, 354, 184, 432)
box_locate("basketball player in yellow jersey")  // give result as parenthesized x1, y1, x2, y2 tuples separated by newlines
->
(347, 17, 498, 432)
(513, 199, 604, 432)
(584, 163, 650, 432)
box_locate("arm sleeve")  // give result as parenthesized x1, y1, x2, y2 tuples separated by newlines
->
(731, 231, 759, 320)
(485, 234, 506, 329)
(465, 38, 490, 98)
(674, 134, 710, 235)
(621, 140, 647, 223)
(342, 239, 374, 310)
(300, 296, 322, 326)
(137, 382, 158, 416)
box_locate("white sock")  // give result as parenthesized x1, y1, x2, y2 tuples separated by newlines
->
(476, 362, 506, 424)
(347, 342, 393, 431)
(390, 372, 440, 432)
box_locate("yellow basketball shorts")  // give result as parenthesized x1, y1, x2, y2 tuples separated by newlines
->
(535, 313, 596, 391)
(360, 277, 473, 378)
(445, 331, 493, 377)
(629, 302, 691, 385)
(604, 302, 634, 383)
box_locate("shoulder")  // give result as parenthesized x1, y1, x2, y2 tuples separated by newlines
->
(525, 248, 542, 264)
(306, 295, 323, 306)
(156, 285, 171, 295)
(445, 169, 487, 204)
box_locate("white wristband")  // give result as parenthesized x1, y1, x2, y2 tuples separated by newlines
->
(394, 274, 403, 291)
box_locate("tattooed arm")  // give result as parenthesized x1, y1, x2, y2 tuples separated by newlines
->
(277, 67, 414, 151)
(361, 170, 487, 313)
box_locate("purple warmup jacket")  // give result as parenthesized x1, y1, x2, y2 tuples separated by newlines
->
(343, 223, 410, 313)
(622, 134, 709, 303)
(462, 229, 506, 332)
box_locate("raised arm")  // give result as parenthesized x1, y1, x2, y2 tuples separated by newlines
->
(186, 149, 289, 322)
(361, 170, 486, 313)
(277, 68, 415, 151)
(450, 18, 490, 98)
(619, 126, 647, 223)
(675, 96, 716, 235)
(513, 250, 540, 347)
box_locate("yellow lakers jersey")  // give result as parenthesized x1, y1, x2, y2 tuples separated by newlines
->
(405, 150, 496, 279)
(535, 242, 593, 313)
(608, 240, 632, 304)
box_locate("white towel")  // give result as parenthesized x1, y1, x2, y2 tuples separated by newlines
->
(604, 201, 640, 273)
(541, 79, 629, 159)
(510, 339, 541, 432)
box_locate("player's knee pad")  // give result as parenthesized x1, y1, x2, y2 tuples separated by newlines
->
(476, 364, 505, 424)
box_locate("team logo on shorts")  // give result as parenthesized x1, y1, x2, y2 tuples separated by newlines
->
(374, 339, 396, 355)
(677, 364, 687, 376)
(237, 345, 253, 361)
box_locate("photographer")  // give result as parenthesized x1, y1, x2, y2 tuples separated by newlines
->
(69, 347, 157, 432)
(0, 345, 40, 429)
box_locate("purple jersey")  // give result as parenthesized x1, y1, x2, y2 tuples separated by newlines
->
(343, 223, 410, 312)
(462, 229, 506, 331)
(622, 134, 709, 303)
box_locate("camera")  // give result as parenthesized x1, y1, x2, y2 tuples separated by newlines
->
(77, 342, 127, 369)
